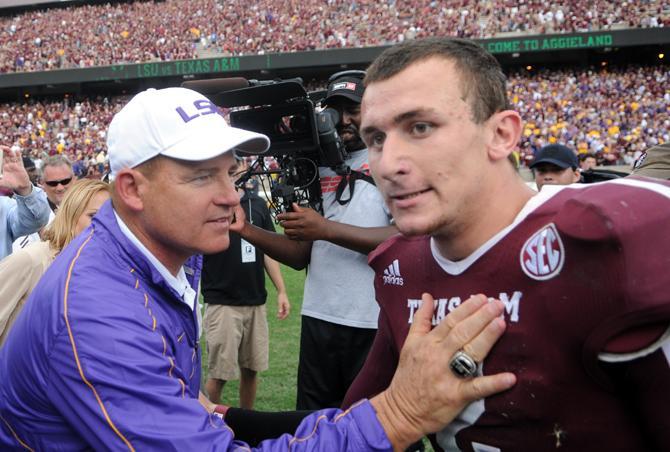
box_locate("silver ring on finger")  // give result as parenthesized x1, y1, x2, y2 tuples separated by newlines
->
(449, 350, 479, 379)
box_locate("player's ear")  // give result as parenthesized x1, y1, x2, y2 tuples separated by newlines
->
(487, 110, 522, 163)
(112, 168, 146, 212)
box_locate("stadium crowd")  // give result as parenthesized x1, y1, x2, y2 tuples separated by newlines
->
(1, 64, 666, 173)
(0, 0, 668, 73)
(510, 64, 670, 166)
(0, 96, 126, 178)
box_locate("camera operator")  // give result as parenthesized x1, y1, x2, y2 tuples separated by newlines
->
(232, 71, 397, 410)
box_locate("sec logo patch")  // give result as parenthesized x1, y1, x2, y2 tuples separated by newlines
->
(520, 223, 565, 281)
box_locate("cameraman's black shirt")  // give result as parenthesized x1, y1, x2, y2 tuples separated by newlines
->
(202, 192, 275, 306)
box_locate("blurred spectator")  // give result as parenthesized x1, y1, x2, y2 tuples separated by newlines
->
(11, 156, 39, 250)
(0, 0, 668, 73)
(0, 145, 50, 259)
(14, 155, 77, 251)
(21, 155, 38, 185)
(579, 153, 597, 171)
(0, 179, 109, 345)
(40, 155, 76, 212)
(530, 143, 581, 191)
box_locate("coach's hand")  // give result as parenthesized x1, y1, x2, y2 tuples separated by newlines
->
(370, 293, 516, 450)
(230, 204, 248, 234)
(278, 203, 330, 242)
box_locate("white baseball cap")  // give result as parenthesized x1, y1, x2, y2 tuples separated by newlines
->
(107, 87, 269, 180)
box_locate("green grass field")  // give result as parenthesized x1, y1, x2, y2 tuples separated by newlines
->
(200, 263, 307, 411)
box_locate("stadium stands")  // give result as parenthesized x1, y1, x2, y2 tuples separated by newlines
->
(0, 0, 668, 73)
(0, 96, 126, 176)
(510, 65, 669, 166)
(1, 65, 666, 170)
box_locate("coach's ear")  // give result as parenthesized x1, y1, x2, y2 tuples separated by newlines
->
(112, 168, 147, 212)
(487, 110, 522, 163)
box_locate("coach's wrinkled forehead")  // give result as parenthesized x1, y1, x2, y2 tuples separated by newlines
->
(106, 87, 269, 180)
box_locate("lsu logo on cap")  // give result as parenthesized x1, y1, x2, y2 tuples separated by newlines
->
(520, 223, 565, 281)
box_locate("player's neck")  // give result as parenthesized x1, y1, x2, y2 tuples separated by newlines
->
(433, 177, 534, 261)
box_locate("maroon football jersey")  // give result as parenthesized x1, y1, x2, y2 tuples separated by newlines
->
(345, 178, 670, 451)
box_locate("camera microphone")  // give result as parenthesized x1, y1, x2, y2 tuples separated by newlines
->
(181, 77, 250, 94)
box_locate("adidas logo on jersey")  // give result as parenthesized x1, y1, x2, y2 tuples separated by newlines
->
(383, 259, 404, 285)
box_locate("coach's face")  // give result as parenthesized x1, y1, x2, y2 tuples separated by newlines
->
(362, 57, 493, 240)
(133, 153, 240, 271)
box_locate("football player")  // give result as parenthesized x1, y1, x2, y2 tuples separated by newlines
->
(345, 37, 670, 451)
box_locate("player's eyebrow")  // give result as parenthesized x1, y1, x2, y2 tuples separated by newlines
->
(360, 124, 379, 139)
(391, 108, 437, 124)
(361, 108, 437, 137)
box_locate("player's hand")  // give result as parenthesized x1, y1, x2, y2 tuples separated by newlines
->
(0, 146, 32, 195)
(277, 292, 290, 320)
(229, 203, 248, 234)
(371, 293, 516, 449)
(277, 203, 329, 242)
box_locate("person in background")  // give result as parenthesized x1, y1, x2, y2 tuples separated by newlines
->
(234, 71, 397, 411)
(579, 152, 597, 171)
(203, 158, 290, 409)
(13, 154, 78, 251)
(12, 157, 41, 251)
(22, 156, 39, 186)
(0, 145, 50, 259)
(40, 154, 77, 212)
(530, 143, 581, 190)
(0, 179, 109, 345)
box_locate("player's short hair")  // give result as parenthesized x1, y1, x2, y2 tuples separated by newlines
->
(365, 37, 510, 124)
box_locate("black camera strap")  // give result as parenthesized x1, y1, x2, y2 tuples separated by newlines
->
(335, 170, 376, 205)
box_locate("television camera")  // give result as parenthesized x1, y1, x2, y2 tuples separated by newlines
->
(183, 72, 364, 217)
